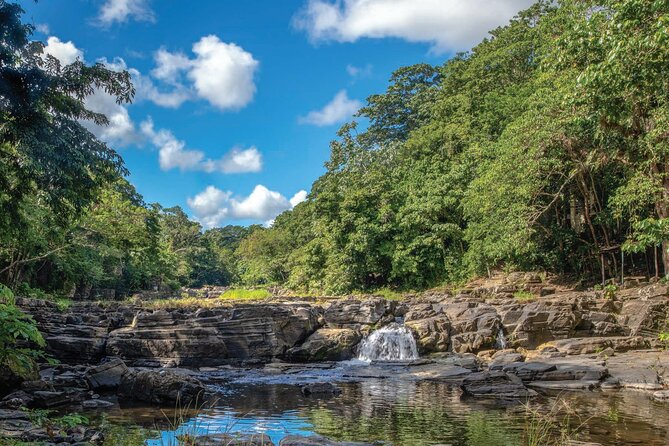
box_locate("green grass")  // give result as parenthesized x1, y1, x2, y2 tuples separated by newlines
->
(513, 290, 536, 301)
(371, 287, 404, 301)
(220, 288, 271, 300)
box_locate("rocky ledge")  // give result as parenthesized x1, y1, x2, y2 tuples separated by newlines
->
(15, 282, 669, 367)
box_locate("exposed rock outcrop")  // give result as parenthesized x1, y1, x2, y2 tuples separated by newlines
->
(285, 328, 362, 361)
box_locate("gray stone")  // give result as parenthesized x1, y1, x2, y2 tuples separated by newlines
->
(285, 328, 361, 362)
(85, 358, 128, 389)
(118, 370, 205, 405)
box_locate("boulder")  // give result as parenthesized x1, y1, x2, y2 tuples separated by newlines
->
(280, 435, 374, 446)
(460, 371, 536, 399)
(195, 433, 274, 446)
(300, 382, 342, 396)
(502, 300, 581, 349)
(404, 304, 451, 353)
(85, 358, 128, 389)
(118, 370, 205, 405)
(619, 297, 669, 337)
(285, 328, 361, 362)
(323, 298, 394, 329)
(439, 302, 500, 353)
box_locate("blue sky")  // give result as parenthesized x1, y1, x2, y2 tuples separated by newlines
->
(23, 0, 533, 227)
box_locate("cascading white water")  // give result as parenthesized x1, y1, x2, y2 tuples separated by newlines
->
(495, 328, 507, 350)
(357, 322, 419, 361)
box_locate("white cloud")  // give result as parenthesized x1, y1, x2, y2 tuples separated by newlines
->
(36, 23, 50, 34)
(98, 0, 155, 26)
(141, 118, 263, 173)
(299, 89, 361, 126)
(346, 63, 372, 78)
(137, 37, 259, 111)
(188, 185, 306, 227)
(202, 147, 263, 174)
(43, 39, 138, 146)
(43, 36, 83, 65)
(186, 186, 231, 228)
(188, 36, 259, 110)
(290, 190, 308, 207)
(294, 0, 535, 53)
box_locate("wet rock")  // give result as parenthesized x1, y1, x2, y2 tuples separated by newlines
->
(85, 357, 128, 389)
(324, 298, 394, 329)
(460, 371, 536, 399)
(195, 433, 274, 446)
(652, 390, 669, 402)
(527, 380, 599, 391)
(285, 328, 361, 362)
(405, 315, 450, 354)
(301, 382, 342, 396)
(32, 390, 71, 408)
(82, 399, 114, 408)
(280, 435, 374, 446)
(118, 370, 205, 405)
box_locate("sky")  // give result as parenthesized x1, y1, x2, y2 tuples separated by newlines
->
(22, 0, 534, 228)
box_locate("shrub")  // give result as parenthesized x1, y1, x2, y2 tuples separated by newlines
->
(0, 285, 46, 377)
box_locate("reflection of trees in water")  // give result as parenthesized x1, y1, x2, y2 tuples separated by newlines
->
(304, 381, 521, 446)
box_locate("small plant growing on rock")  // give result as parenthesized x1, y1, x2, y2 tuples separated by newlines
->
(513, 291, 535, 301)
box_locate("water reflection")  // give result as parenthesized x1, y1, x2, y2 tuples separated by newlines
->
(104, 380, 669, 446)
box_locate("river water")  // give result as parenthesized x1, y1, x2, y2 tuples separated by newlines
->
(98, 376, 669, 445)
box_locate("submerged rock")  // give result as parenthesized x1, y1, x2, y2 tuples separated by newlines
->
(300, 382, 342, 396)
(280, 435, 374, 446)
(460, 371, 536, 399)
(195, 433, 274, 446)
(118, 370, 205, 405)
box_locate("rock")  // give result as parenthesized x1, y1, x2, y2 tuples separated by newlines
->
(502, 362, 557, 381)
(107, 305, 320, 366)
(405, 315, 450, 354)
(118, 370, 205, 405)
(195, 433, 274, 446)
(460, 371, 536, 399)
(652, 390, 669, 402)
(300, 382, 342, 396)
(0, 366, 24, 398)
(501, 300, 581, 349)
(619, 297, 669, 337)
(32, 390, 70, 408)
(285, 328, 361, 362)
(324, 298, 394, 329)
(488, 351, 524, 370)
(82, 399, 114, 408)
(439, 302, 500, 353)
(539, 336, 649, 355)
(85, 358, 128, 389)
(280, 435, 374, 446)
(526, 380, 599, 391)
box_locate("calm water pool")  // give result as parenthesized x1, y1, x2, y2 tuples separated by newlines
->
(100, 378, 669, 445)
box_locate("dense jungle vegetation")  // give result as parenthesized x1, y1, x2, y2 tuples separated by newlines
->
(2, 0, 669, 299)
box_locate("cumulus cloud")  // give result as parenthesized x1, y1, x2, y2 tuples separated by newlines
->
(43, 38, 139, 146)
(188, 36, 259, 110)
(188, 185, 306, 227)
(290, 190, 308, 207)
(141, 118, 263, 173)
(97, 0, 155, 26)
(294, 0, 535, 53)
(43, 36, 83, 65)
(299, 90, 361, 126)
(138, 36, 259, 111)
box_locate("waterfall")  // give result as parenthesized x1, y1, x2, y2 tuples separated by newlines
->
(357, 323, 419, 361)
(495, 328, 507, 350)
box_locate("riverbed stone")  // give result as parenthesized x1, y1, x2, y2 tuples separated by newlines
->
(85, 357, 128, 389)
(460, 371, 536, 399)
(404, 304, 451, 354)
(195, 433, 274, 446)
(323, 298, 394, 329)
(280, 435, 374, 446)
(285, 328, 361, 362)
(118, 370, 205, 405)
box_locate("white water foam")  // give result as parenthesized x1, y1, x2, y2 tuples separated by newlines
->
(357, 323, 419, 361)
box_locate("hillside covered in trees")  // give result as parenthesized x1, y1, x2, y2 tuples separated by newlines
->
(2, 0, 669, 297)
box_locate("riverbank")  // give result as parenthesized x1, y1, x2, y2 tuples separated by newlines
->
(1, 276, 669, 444)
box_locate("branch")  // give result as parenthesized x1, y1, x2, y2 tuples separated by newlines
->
(0, 245, 70, 276)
